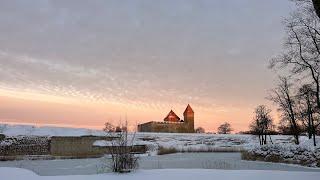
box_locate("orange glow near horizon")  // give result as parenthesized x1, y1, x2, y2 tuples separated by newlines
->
(0, 89, 278, 133)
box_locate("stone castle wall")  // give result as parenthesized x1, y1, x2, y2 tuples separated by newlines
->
(138, 121, 194, 133)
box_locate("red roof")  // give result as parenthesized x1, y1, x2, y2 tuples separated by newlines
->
(183, 104, 194, 115)
(164, 110, 180, 122)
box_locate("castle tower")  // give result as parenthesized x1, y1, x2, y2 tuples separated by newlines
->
(183, 104, 194, 133)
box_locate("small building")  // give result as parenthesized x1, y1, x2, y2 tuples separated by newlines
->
(138, 104, 195, 133)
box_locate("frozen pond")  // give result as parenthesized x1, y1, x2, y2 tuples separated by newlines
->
(0, 153, 319, 176)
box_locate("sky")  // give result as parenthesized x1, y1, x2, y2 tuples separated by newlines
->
(0, 0, 295, 132)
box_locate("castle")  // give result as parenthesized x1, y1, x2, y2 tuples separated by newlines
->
(138, 104, 195, 133)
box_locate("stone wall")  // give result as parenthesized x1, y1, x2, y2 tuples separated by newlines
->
(50, 136, 113, 157)
(0, 135, 147, 160)
(50, 136, 147, 157)
(138, 121, 194, 133)
(0, 135, 50, 156)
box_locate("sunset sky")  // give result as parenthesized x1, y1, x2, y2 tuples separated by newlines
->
(0, 0, 295, 132)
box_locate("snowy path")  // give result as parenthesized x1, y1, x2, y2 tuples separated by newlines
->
(0, 153, 319, 176)
(1, 167, 320, 180)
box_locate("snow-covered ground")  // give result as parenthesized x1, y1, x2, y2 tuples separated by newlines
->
(1, 167, 320, 180)
(133, 132, 320, 155)
(1, 153, 319, 176)
(1, 124, 319, 154)
(1, 124, 320, 178)
(95, 132, 309, 154)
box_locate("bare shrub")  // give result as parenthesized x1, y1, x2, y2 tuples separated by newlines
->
(104, 121, 139, 173)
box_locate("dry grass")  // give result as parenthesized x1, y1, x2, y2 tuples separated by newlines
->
(157, 146, 178, 155)
(157, 146, 242, 155)
(180, 146, 243, 153)
(241, 151, 296, 166)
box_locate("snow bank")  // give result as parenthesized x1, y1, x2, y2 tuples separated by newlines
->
(133, 133, 254, 154)
(1, 167, 319, 180)
(0, 124, 106, 137)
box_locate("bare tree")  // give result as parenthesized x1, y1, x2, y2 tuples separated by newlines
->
(217, 122, 233, 134)
(268, 77, 301, 144)
(297, 84, 320, 145)
(269, 0, 320, 146)
(270, 2, 320, 114)
(195, 127, 205, 133)
(250, 105, 274, 145)
(103, 122, 116, 133)
(298, 84, 314, 139)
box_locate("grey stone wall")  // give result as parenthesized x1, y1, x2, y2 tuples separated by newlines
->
(50, 136, 112, 157)
(0, 135, 50, 156)
(0, 135, 147, 160)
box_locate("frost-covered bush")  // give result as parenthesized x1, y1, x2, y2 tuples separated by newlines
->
(243, 141, 320, 167)
(0, 134, 5, 141)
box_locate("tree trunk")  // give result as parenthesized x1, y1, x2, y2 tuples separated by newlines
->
(291, 120, 300, 144)
(307, 122, 312, 139)
(308, 129, 312, 139)
(307, 98, 313, 139)
(290, 123, 300, 145)
(295, 134, 300, 145)
(311, 117, 317, 146)
(268, 135, 273, 144)
(261, 134, 265, 145)
(285, 86, 300, 145)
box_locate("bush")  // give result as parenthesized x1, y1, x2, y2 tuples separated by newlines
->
(195, 127, 205, 133)
(0, 134, 5, 142)
(109, 151, 139, 173)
